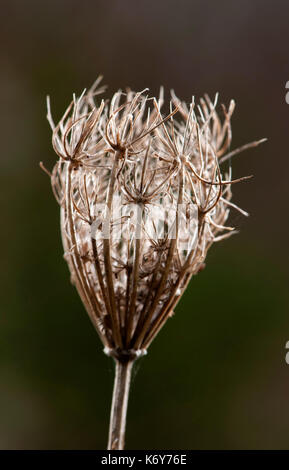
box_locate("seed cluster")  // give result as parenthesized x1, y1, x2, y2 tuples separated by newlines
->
(46, 78, 261, 359)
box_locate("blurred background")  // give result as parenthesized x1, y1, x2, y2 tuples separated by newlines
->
(0, 0, 289, 449)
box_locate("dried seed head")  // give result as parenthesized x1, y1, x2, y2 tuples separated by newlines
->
(44, 77, 264, 360)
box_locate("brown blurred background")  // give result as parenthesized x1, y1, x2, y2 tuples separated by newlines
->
(0, 0, 289, 449)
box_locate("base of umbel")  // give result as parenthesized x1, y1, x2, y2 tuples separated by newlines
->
(104, 347, 147, 362)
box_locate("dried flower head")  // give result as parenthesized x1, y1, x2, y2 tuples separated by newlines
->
(43, 77, 265, 449)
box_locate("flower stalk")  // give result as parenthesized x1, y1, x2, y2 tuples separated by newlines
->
(108, 358, 134, 450)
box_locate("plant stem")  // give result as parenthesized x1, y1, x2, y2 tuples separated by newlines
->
(107, 359, 134, 450)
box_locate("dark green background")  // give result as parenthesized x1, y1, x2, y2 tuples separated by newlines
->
(1, 0, 289, 449)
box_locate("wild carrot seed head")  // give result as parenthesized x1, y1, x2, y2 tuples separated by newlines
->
(45, 77, 264, 360)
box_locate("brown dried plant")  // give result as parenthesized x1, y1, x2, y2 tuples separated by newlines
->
(42, 77, 265, 450)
